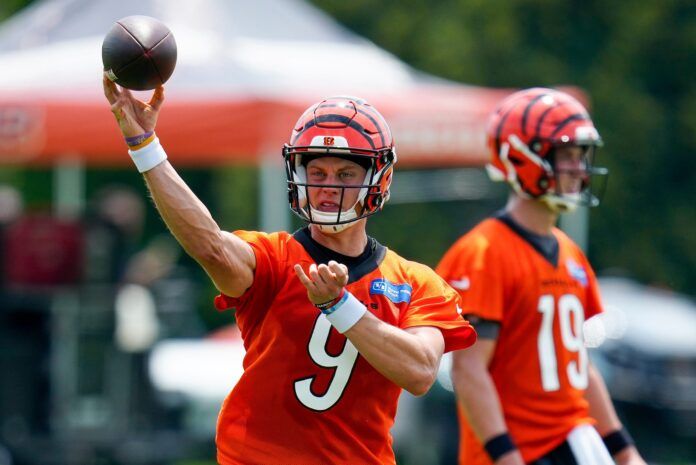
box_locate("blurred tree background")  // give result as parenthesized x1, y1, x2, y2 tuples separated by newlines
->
(1, 0, 694, 296)
(307, 0, 695, 294)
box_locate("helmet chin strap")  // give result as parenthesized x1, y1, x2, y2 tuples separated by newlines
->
(540, 193, 581, 213)
(309, 206, 360, 234)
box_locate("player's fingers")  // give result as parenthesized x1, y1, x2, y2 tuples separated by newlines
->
(103, 74, 120, 103)
(317, 264, 337, 285)
(293, 264, 316, 289)
(149, 85, 165, 110)
(327, 260, 345, 277)
(308, 263, 325, 284)
(328, 261, 349, 286)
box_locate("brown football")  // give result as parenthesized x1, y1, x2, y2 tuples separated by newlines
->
(102, 15, 177, 91)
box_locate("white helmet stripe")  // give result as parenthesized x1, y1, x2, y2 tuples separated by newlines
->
(499, 141, 529, 198)
(508, 134, 552, 171)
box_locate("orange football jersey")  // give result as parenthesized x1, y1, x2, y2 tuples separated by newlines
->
(214, 228, 476, 465)
(436, 217, 603, 464)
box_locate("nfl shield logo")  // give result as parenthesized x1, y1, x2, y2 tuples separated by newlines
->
(566, 259, 588, 287)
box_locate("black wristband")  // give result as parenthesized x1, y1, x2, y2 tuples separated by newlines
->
(602, 428, 634, 456)
(484, 432, 516, 462)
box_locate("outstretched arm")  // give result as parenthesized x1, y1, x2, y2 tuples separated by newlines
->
(103, 76, 255, 296)
(141, 163, 255, 296)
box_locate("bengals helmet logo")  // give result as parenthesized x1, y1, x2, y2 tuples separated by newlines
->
(323, 136, 335, 146)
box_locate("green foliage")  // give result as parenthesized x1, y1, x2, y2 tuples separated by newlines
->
(214, 166, 259, 232)
(0, 0, 31, 21)
(311, 0, 695, 294)
(369, 186, 507, 267)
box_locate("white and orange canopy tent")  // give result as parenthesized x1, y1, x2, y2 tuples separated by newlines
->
(0, 0, 524, 231)
(0, 0, 515, 167)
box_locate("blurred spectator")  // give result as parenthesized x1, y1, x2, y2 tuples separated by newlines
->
(0, 186, 53, 457)
(83, 185, 147, 284)
(83, 186, 207, 436)
(3, 214, 83, 288)
(0, 184, 22, 224)
(0, 184, 22, 286)
(84, 184, 206, 345)
(0, 183, 83, 288)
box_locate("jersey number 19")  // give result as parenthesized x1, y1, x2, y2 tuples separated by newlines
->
(537, 294, 588, 392)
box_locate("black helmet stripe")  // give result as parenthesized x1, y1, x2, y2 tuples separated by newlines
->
(494, 107, 514, 156)
(357, 108, 386, 147)
(309, 101, 388, 148)
(521, 93, 549, 136)
(534, 101, 567, 139)
(549, 113, 588, 138)
(310, 103, 387, 148)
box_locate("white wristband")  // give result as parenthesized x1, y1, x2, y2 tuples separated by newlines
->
(324, 291, 366, 334)
(128, 137, 168, 173)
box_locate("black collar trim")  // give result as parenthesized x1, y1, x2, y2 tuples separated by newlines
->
(494, 211, 559, 267)
(292, 227, 387, 283)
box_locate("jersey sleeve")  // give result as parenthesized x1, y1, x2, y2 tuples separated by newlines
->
(213, 230, 281, 315)
(399, 264, 477, 353)
(435, 232, 506, 323)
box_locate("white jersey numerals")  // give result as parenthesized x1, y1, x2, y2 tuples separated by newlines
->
(536, 294, 588, 392)
(294, 314, 359, 411)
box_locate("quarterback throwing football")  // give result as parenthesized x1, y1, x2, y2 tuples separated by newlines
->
(103, 76, 475, 465)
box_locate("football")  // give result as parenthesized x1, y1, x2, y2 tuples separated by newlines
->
(102, 15, 177, 91)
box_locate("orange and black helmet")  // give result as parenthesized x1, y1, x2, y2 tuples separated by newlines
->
(486, 88, 607, 211)
(283, 96, 397, 232)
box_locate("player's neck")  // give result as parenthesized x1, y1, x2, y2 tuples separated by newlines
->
(309, 220, 368, 257)
(505, 196, 558, 236)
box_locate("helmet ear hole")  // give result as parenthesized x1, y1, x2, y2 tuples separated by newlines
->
(530, 140, 543, 153)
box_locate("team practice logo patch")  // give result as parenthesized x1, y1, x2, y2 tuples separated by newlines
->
(566, 259, 588, 287)
(370, 279, 412, 304)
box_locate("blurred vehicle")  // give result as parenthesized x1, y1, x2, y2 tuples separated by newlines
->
(147, 326, 245, 440)
(593, 277, 696, 461)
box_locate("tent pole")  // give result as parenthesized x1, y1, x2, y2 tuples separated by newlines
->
(53, 158, 84, 219)
(259, 155, 289, 232)
(559, 205, 589, 252)
(49, 158, 84, 435)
